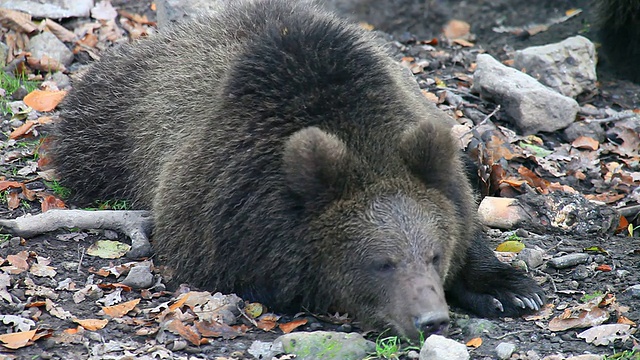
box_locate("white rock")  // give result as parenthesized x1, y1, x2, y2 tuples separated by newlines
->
(472, 54, 578, 135)
(515, 36, 597, 98)
(1, 0, 93, 18)
(419, 335, 469, 360)
(495, 342, 517, 360)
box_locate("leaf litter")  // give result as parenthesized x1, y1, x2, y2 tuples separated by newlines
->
(0, 0, 639, 359)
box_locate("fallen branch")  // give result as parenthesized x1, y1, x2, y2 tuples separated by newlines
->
(0, 209, 153, 258)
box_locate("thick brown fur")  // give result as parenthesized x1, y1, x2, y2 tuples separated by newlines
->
(52, 0, 544, 339)
(598, 0, 640, 83)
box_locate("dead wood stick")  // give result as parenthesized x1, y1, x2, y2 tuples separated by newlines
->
(0, 209, 153, 258)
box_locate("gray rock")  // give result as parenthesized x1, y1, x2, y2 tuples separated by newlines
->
(120, 263, 154, 289)
(495, 342, 517, 360)
(547, 253, 589, 269)
(276, 331, 375, 360)
(514, 36, 597, 98)
(156, 0, 223, 28)
(456, 318, 498, 339)
(248, 340, 284, 360)
(1, 0, 93, 18)
(518, 247, 545, 269)
(625, 284, 640, 298)
(562, 121, 605, 143)
(472, 54, 579, 135)
(27, 32, 74, 68)
(419, 335, 469, 360)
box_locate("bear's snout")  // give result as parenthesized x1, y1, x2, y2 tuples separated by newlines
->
(415, 312, 450, 336)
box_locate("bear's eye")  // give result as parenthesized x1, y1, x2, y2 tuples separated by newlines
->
(432, 254, 441, 266)
(371, 259, 397, 273)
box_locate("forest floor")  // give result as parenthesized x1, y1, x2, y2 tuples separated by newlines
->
(0, 0, 639, 359)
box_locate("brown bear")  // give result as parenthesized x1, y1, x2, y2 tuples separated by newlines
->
(598, 0, 640, 83)
(51, 0, 544, 340)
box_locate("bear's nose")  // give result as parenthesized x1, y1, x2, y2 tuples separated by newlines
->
(415, 312, 450, 336)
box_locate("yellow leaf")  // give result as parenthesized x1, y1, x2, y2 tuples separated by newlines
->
(495, 240, 525, 253)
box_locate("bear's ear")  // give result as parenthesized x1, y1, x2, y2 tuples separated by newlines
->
(399, 120, 458, 186)
(283, 127, 353, 208)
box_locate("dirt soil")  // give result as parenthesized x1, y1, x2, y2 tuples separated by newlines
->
(1, 0, 639, 359)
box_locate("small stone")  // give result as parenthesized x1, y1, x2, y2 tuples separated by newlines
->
(571, 265, 590, 280)
(525, 349, 541, 360)
(568, 280, 579, 290)
(518, 247, 545, 269)
(120, 264, 154, 289)
(103, 230, 119, 240)
(1, 0, 93, 18)
(495, 342, 517, 360)
(407, 350, 420, 359)
(248, 340, 284, 360)
(625, 284, 640, 298)
(563, 121, 605, 143)
(420, 335, 469, 360)
(456, 318, 499, 339)
(616, 270, 630, 279)
(27, 32, 74, 70)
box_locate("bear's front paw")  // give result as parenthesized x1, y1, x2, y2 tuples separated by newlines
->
(448, 267, 546, 318)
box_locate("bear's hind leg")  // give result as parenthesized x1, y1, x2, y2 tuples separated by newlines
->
(447, 234, 545, 318)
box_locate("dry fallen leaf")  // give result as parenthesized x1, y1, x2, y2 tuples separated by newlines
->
(571, 136, 599, 150)
(577, 324, 635, 346)
(279, 318, 308, 334)
(73, 318, 109, 331)
(102, 298, 140, 318)
(0, 329, 37, 349)
(466, 337, 482, 348)
(166, 318, 205, 346)
(7, 251, 29, 272)
(23, 89, 67, 112)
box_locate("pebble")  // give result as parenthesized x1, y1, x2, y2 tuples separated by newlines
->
(248, 340, 284, 360)
(571, 265, 591, 280)
(518, 247, 545, 269)
(420, 335, 469, 360)
(495, 342, 517, 360)
(407, 350, 420, 359)
(120, 264, 154, 289)
(625, 284, 640, 298)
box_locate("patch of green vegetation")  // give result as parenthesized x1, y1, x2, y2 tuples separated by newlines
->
(604, 350, 640, 360)
(87, 199, 131, 211)
(21, 200, 31, 209)
(628, 223, 636, 238)
(580, 290, 603, 303)
(365, 331, 423, 360)
(0, 233, 12, 244)
(0, 72, 38, 115)
(45, 180, 71, 199)
(506, 233, 522, 241)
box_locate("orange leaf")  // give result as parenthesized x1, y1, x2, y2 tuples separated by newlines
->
(7, 251, 29, 272)
(64, 327, 80, 334)
(169, 293, 190, 312)
(0, 329, 37, 349)
(279, 318, 308, 334)
(23, 89, 67, 112)
(41, 195, 66, 212)
(102, 298, 140, 318)
(466, 337, 482, 348)
(0, 181, 22, 191)
(166, 319, 204, 346)
(596, 264, 612, 272)
(618, 316, 636, 326)
(256, 318, 277, 332)
(74, 318, 108, 331)
(616, 215, 629, 233)
(571, 136, 599, 151)
(9, 120, 36, 140)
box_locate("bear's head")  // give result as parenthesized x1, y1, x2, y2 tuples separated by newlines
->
(283, 122, 465, 340)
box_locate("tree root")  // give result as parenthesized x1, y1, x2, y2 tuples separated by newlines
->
(0, 209, 153, 258)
